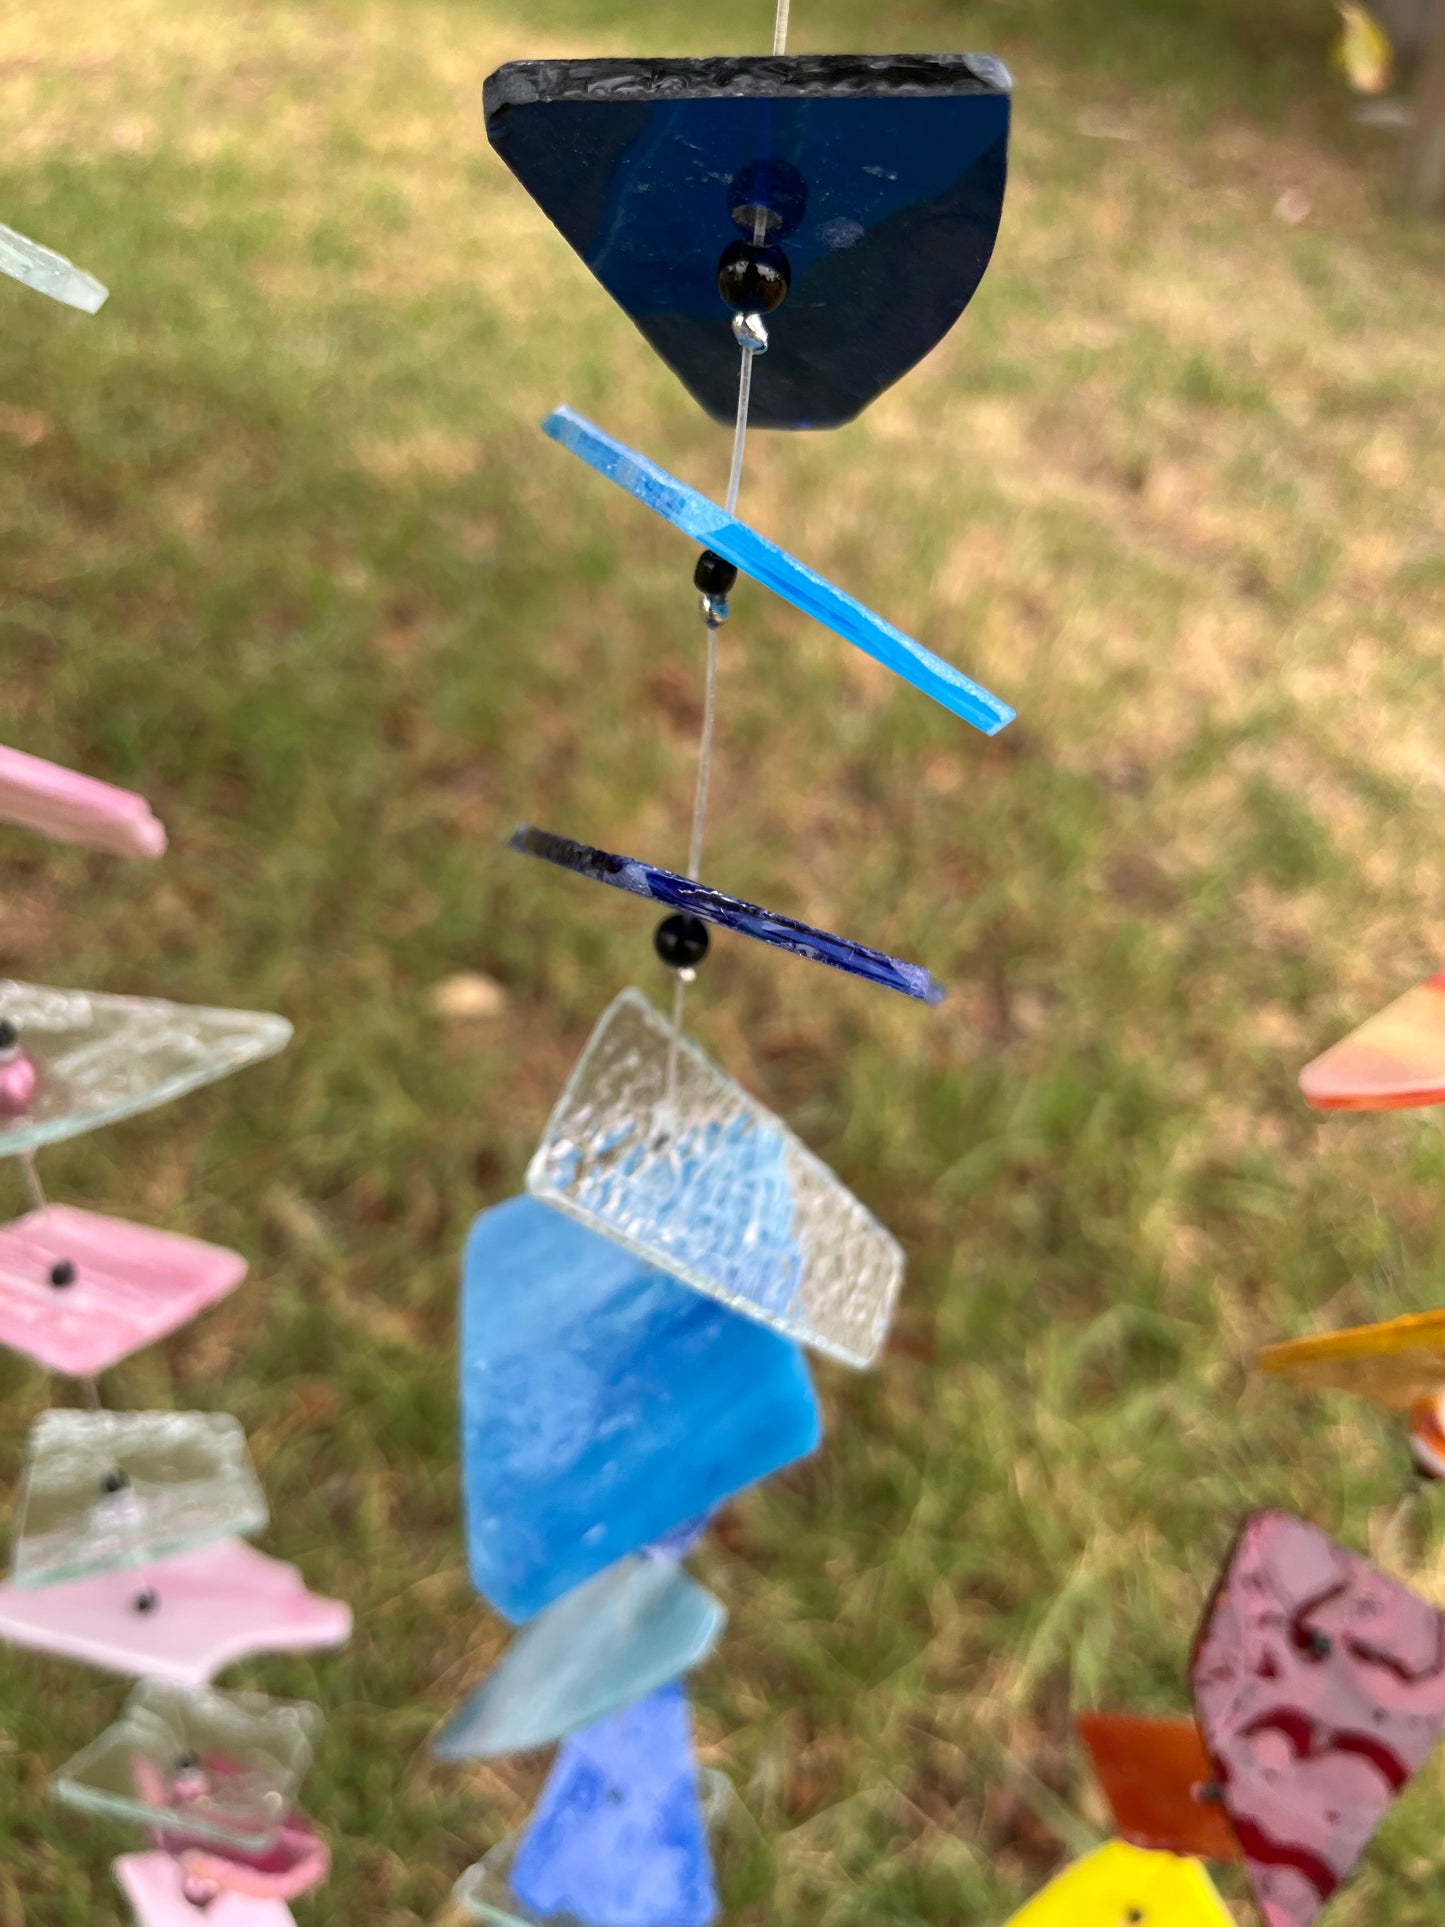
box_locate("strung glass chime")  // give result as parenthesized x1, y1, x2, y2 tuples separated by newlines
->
(436, 22, 1016, 1923)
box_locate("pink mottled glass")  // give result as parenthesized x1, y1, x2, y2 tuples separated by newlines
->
(0, 1539, 351, 1684)
(156, 1811, 329, 1902)
(0, 745, 166, 859)
(114, 1853, 297, 1926)
(0, 1207, 246, 1376)
(1190, 1509, 1445, 1927)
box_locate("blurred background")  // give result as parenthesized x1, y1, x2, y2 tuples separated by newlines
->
(1, 0, 1442, 1921)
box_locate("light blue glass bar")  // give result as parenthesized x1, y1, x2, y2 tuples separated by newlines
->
(542, 405, 1014, 737)
(0, 225, 107, 313)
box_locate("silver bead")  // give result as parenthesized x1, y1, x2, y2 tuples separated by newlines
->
(699, 592, 729, 626)
(731, 311, 769, 353)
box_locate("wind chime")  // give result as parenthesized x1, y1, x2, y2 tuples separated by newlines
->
(1, 248, 349, 1927)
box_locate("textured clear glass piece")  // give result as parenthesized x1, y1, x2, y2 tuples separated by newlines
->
(527, 989, 903, 1368)
(509, 826, 944, 1003)
(0, 222, 108, 312)
(1190, 1510, 1445, 1927)
(0, 1207, 247, 1376)
(461, 1194, 820, 1621)
(152, 1810, 329, 1903)
(1073, 1713, 1238, 1861)
(510, 1685, 717, 1927)
(115, 1854, 298, 1927)
(54, 1681, 321, 1850)
(454, 1772, 732, 1927)
(0, 1538, 351, 1683)
(0, 981, 292, 1159)
(11, 1410, 267, 1589)
(0, 745, 165, 857)
(1004, 1843, 1235, 1927)
(542, 408, 1014, 736)
(435, 1554, 724, 1761)
(485, 57, 1008, 430)
(1299, 971, 1445, 1111)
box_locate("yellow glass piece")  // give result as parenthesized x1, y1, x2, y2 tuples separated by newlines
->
(1256, 1309, 1445, 1413)
(1005, 1842, 1235, 1927)
(1332, 2, 1393, 94)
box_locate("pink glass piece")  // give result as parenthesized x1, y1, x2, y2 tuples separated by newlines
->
(0, 739, 165, 855)
(1190, 1509, 1445, 1927)
(0, 1539, 351, 1684)
(0, 744, 166, 858)
(115, 1854, 297, 1927)
(156, 1812, 329, 1902)
(0, 1207, 246, 1376)
(0, 1046, 38, 1116)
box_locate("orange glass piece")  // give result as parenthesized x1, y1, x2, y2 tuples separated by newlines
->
(1256, 1309, 1445, 1413)
(1299, 972, 1445, 1111)
(1075, 1713, 1239, 1861)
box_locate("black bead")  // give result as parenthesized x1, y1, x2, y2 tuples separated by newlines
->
(132, 1586, 159, 1614)
(101, 1468, 130, 1495)
(716, 240, 790, 314)
(693, 550, 738, 598)
(654, 914, 709, 971)
(49, 1259, 77, 1289)
(0, 1019, 16, 1052)
(174, 1752, 200, 1773)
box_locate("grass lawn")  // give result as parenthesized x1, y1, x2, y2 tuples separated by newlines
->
(1, 0, 1443, 1921)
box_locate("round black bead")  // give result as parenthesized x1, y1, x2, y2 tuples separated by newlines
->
(716, 240, 790, 314)
(132, 1586, 159, 1614)
(654, 914, 709, 971)
(0, 1019, 16, 1052)
(49, 1259, 77, 1289)
(693, 550, 738, 598)
(174, 1752, 200, 1773)
(101, 1468, 130, 1495)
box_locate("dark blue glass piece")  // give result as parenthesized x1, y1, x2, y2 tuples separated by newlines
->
(510, 1684, 718, 1927)
(542, 407, 1014, 735)
(461, 1196, 821, 1623)
(484, 55, 1010, 430)
(509, 824, 945, 1005)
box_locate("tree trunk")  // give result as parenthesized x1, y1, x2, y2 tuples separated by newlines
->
(1401, 5, 1445, 212)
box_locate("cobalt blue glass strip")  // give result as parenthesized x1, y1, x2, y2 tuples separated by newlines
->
(542, 405, 1014, 736)
(509, 823, 946, 1006)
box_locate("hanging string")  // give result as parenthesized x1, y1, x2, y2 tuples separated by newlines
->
(20, 1151, 46, 1214)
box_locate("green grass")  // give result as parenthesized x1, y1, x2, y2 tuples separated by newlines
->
(1, 0, 1444, 1922)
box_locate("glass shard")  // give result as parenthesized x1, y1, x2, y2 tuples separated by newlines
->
(0, 981, 292, 1159)
(0, 1538, 351, 1683)
(115, 1854, 298, 1927)
(0, 1206, 247, 1377)
(435, 1554, 724, 1761)
(152, 1809, 329, 1902)
(54, 1680, 321, 1850)
(0, 744, 166, 858)
(0, 222, 108, 312)
(1299, 972, 1445, 1111)
(1256, 1308, 1445, 1413)
(542, 407, 1014, 737)
(509, 826, 944, 1004)
(1073, 1712, 1239, 1861)
(1003, 1843, 1235, 1927)
(11, 1410, 268, 1589)
(510, 1685, 717, 1927)
(461, 1194, 820, 1621)
(526, 988, 903, 1368)
(485, 57, 1008, 430)
(1190, 1510, 1445, 1927)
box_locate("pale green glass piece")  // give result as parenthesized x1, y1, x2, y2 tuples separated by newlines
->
(0, 980, 292, 1159)
(11, 1410, 267, 1589)
(453, 1771, 735, 1927)
(0, 223, 107, 312)
(52, 1681, 321, 1851)
(526, 989, 904, 1368)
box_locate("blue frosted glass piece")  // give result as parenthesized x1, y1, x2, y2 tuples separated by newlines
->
(543, 406, 1013, 736)
(509, 826, 945, 1004)
(0, 224, 107, 313)
(434, 1554, 723, 1762)
(511, 1685, 717, 1927)
(484, 56, 1009, 430)
(461, 1196, 820, 1623)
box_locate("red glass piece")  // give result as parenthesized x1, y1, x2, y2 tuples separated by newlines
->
(1190, 1510, 1445, 1927)
(1074, 1712, 1239, 1860)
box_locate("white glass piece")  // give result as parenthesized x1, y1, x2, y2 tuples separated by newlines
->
(526, 989, 903, 1368)
(0, 981, 292, 1158)
(0, 222, 108, 311)
(11, 1410, 267, 1589)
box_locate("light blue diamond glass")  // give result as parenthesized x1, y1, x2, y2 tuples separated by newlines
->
(434, 1554, 724, 1762)
(0, 224, 108, 312)
(542, 405, 1014, 736)
(510, 1685, 717, 1927)
(461, 1195, 820, 1623)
